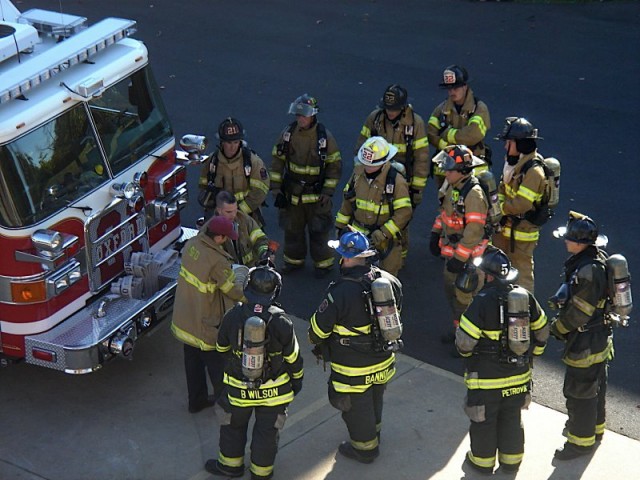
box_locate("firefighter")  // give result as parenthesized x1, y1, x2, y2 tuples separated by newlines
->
(171, 216, 245, 414)
(456, 246, 549, 475)
(205, 266, 303, 479)
(270, 94, 342, 278)
(427, 65, 491, 188)
(214, 190, 271, 268)
(355, 84, 430, 263)
(430, 145, 489, 343)
(309, 231, 403, 464)
(549, 212, 614, 460)
(492, 117, 546, 294)
(198, 117, 270, 226)
(336, 136, 412, 276)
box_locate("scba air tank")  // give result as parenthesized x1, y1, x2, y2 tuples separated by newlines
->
(476, 170, 503, 227)
(606, 254, 633, 318)
(242, 316, 266, 382)
(543, 157, 561, 208)
(506, 286, 530, 356)
(371, 277, 402, 342)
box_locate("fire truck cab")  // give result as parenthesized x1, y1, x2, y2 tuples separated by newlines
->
(0, 0, 205, 373)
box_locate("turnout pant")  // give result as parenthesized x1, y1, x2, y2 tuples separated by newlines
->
(564, 361, 608, 450)
(443, 264, 484, 329)
(464, 386, 528, 471)
(329, 382, 385, 458)
(378, 241, 403, 276)
(280, 201, 334, 269)
(183, 344, 224, 408)
(492, 234, 537, 294)
(218, 399, 288, 479)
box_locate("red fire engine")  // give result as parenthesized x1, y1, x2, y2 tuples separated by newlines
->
(0, 0, 206, 373)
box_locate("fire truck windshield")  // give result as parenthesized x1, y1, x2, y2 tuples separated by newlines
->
(0, 67, 172, 228)
(89, 67, 172, 175)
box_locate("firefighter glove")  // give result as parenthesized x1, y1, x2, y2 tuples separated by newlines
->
(311, 344, 324, 363)
(549, 318, 568, 342)
(429, 232, 441, 257)
(370, 229, 388, 249)
(446, 257, 465, 274)
(318, 194, 331, 207)
(274, 192, 288, 209)
(411, 189, 423, 207)
(291, 379, 303, 396)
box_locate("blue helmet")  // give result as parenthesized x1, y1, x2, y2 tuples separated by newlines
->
(329, 231, 375, 258)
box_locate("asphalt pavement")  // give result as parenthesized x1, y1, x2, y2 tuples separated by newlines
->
(2, 0, 640, 478)
(1, 316, 638, 480)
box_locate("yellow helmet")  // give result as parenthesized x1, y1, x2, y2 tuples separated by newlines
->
(356, 136, 398, 167)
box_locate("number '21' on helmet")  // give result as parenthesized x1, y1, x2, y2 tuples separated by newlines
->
(217, 117, 245, 142)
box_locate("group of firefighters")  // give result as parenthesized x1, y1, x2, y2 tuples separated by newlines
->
(169, 65, 629, 478)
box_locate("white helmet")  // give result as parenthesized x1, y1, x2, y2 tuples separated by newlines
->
(356, 136, 398, 167)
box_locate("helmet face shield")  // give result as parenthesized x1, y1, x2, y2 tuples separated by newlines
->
(288, 94, 319, 116)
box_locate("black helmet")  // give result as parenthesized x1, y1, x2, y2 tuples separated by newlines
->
(494, 117, 543, 141)
(556, 211, 598, 244)
(244, 266, 282, 305)
(218, 117, 245, 142)
(433, 145, 484, 172)
(455, 265, 479, 294)
(477, 246, 518, 281)
(439, 65, 469, 89)
(288, 94, 319, 116)
(378, 84, 408, 110)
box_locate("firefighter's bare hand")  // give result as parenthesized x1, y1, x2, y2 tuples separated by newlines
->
(370, 229, 387, 249)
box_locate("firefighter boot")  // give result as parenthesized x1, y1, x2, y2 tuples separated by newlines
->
(188, 395, 217, 414)
(338, 441, 379, 464)
(280, 262, 303, 274)
(554, 443, 594, 461)
(204, 459, 244, 477)
(463, 452, 493, 476)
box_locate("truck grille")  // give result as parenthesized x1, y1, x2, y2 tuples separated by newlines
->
(85, 198, 148, 291)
